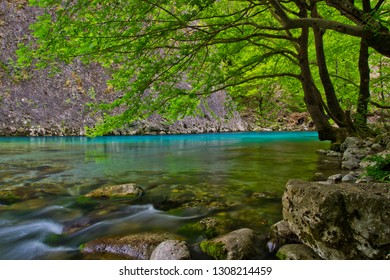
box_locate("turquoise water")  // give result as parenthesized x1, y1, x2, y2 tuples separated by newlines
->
(0, 132, 333, 259)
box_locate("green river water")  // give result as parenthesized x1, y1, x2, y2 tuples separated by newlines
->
(0, 132, 338, 259)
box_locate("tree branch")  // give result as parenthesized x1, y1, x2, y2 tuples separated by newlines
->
(370, 100, 390, 109)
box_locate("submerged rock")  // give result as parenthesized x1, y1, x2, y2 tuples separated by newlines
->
(81, 232, 181, 259)
(283, 179, 390, 259)
(85, 183, 144, 198)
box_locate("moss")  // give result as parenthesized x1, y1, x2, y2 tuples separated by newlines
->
(0, 191, 22, 205)
(275, 250, 287, 260)
(199, 241, 227, 260)
(177, 223, 204, 240)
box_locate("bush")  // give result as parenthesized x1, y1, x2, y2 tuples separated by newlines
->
(364, 154, 390, 182)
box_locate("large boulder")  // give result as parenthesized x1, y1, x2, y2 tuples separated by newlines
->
(282, 179, 390, 259)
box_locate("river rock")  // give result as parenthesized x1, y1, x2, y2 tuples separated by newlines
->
(327, 173, 343, 183)
(276, 244, 323, 260)
(267, 220, 300, 253)
(82, 232, 181, 259)
(283, 179, 390, 259)
(85, 183, 144, 198)
(150, 240, 191, 260)
(340, 137, 362, 152)
(200, 228, 266, 260)
(341, 173, 358, 182)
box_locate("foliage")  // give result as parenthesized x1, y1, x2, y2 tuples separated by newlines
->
(364, 154, 390, 182)
(18, 0, 390, 137)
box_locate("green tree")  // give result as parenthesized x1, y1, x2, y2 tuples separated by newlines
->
(20, 0, 390, 140)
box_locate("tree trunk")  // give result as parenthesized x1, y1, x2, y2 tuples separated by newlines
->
(354, 0, 371, 135)
(297, 9, 337, 142)
(311, 4, 349, 128)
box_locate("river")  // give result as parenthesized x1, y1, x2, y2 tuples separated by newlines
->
(0, 131, 337, 259)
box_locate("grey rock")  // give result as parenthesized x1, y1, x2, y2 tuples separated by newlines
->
(327, 174, 343, 183)
(342, 158, 360, 170)
(82, 232, 180, 260)
(340, 137, 362, 152)
(150, 240, 191, 260)
(276, 244, 323, 260)
(283, 179, 390, 259)
(342, 148, 371, 161)
(341, 173, 358, 183)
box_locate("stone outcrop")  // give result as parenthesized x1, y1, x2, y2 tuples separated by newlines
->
(281, 179, 390, 259)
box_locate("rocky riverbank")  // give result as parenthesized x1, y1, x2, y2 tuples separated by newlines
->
(269, 133, 390, 260)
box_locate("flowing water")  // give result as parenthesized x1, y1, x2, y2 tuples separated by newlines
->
(0, 132, 338, 259)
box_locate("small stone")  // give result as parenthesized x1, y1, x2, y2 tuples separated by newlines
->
(316, 149, 329, 155)
(342, 159, 360, 170)
(313, 173, 327, 181)
(327, 174, 342, 183)
(327, 151, 342, 157)
(341, 173, 357, 182)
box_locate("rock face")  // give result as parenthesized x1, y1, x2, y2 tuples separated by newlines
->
(282, 179, 390, 259)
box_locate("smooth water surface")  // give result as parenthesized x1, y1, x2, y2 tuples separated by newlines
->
(0, 132, 334, 259)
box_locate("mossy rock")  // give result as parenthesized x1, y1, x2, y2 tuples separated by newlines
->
(0, 190, 22, 205)
(85, 183, 144, 199)
(81, 232, 182, 260)
(199, 228, 266, 260)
